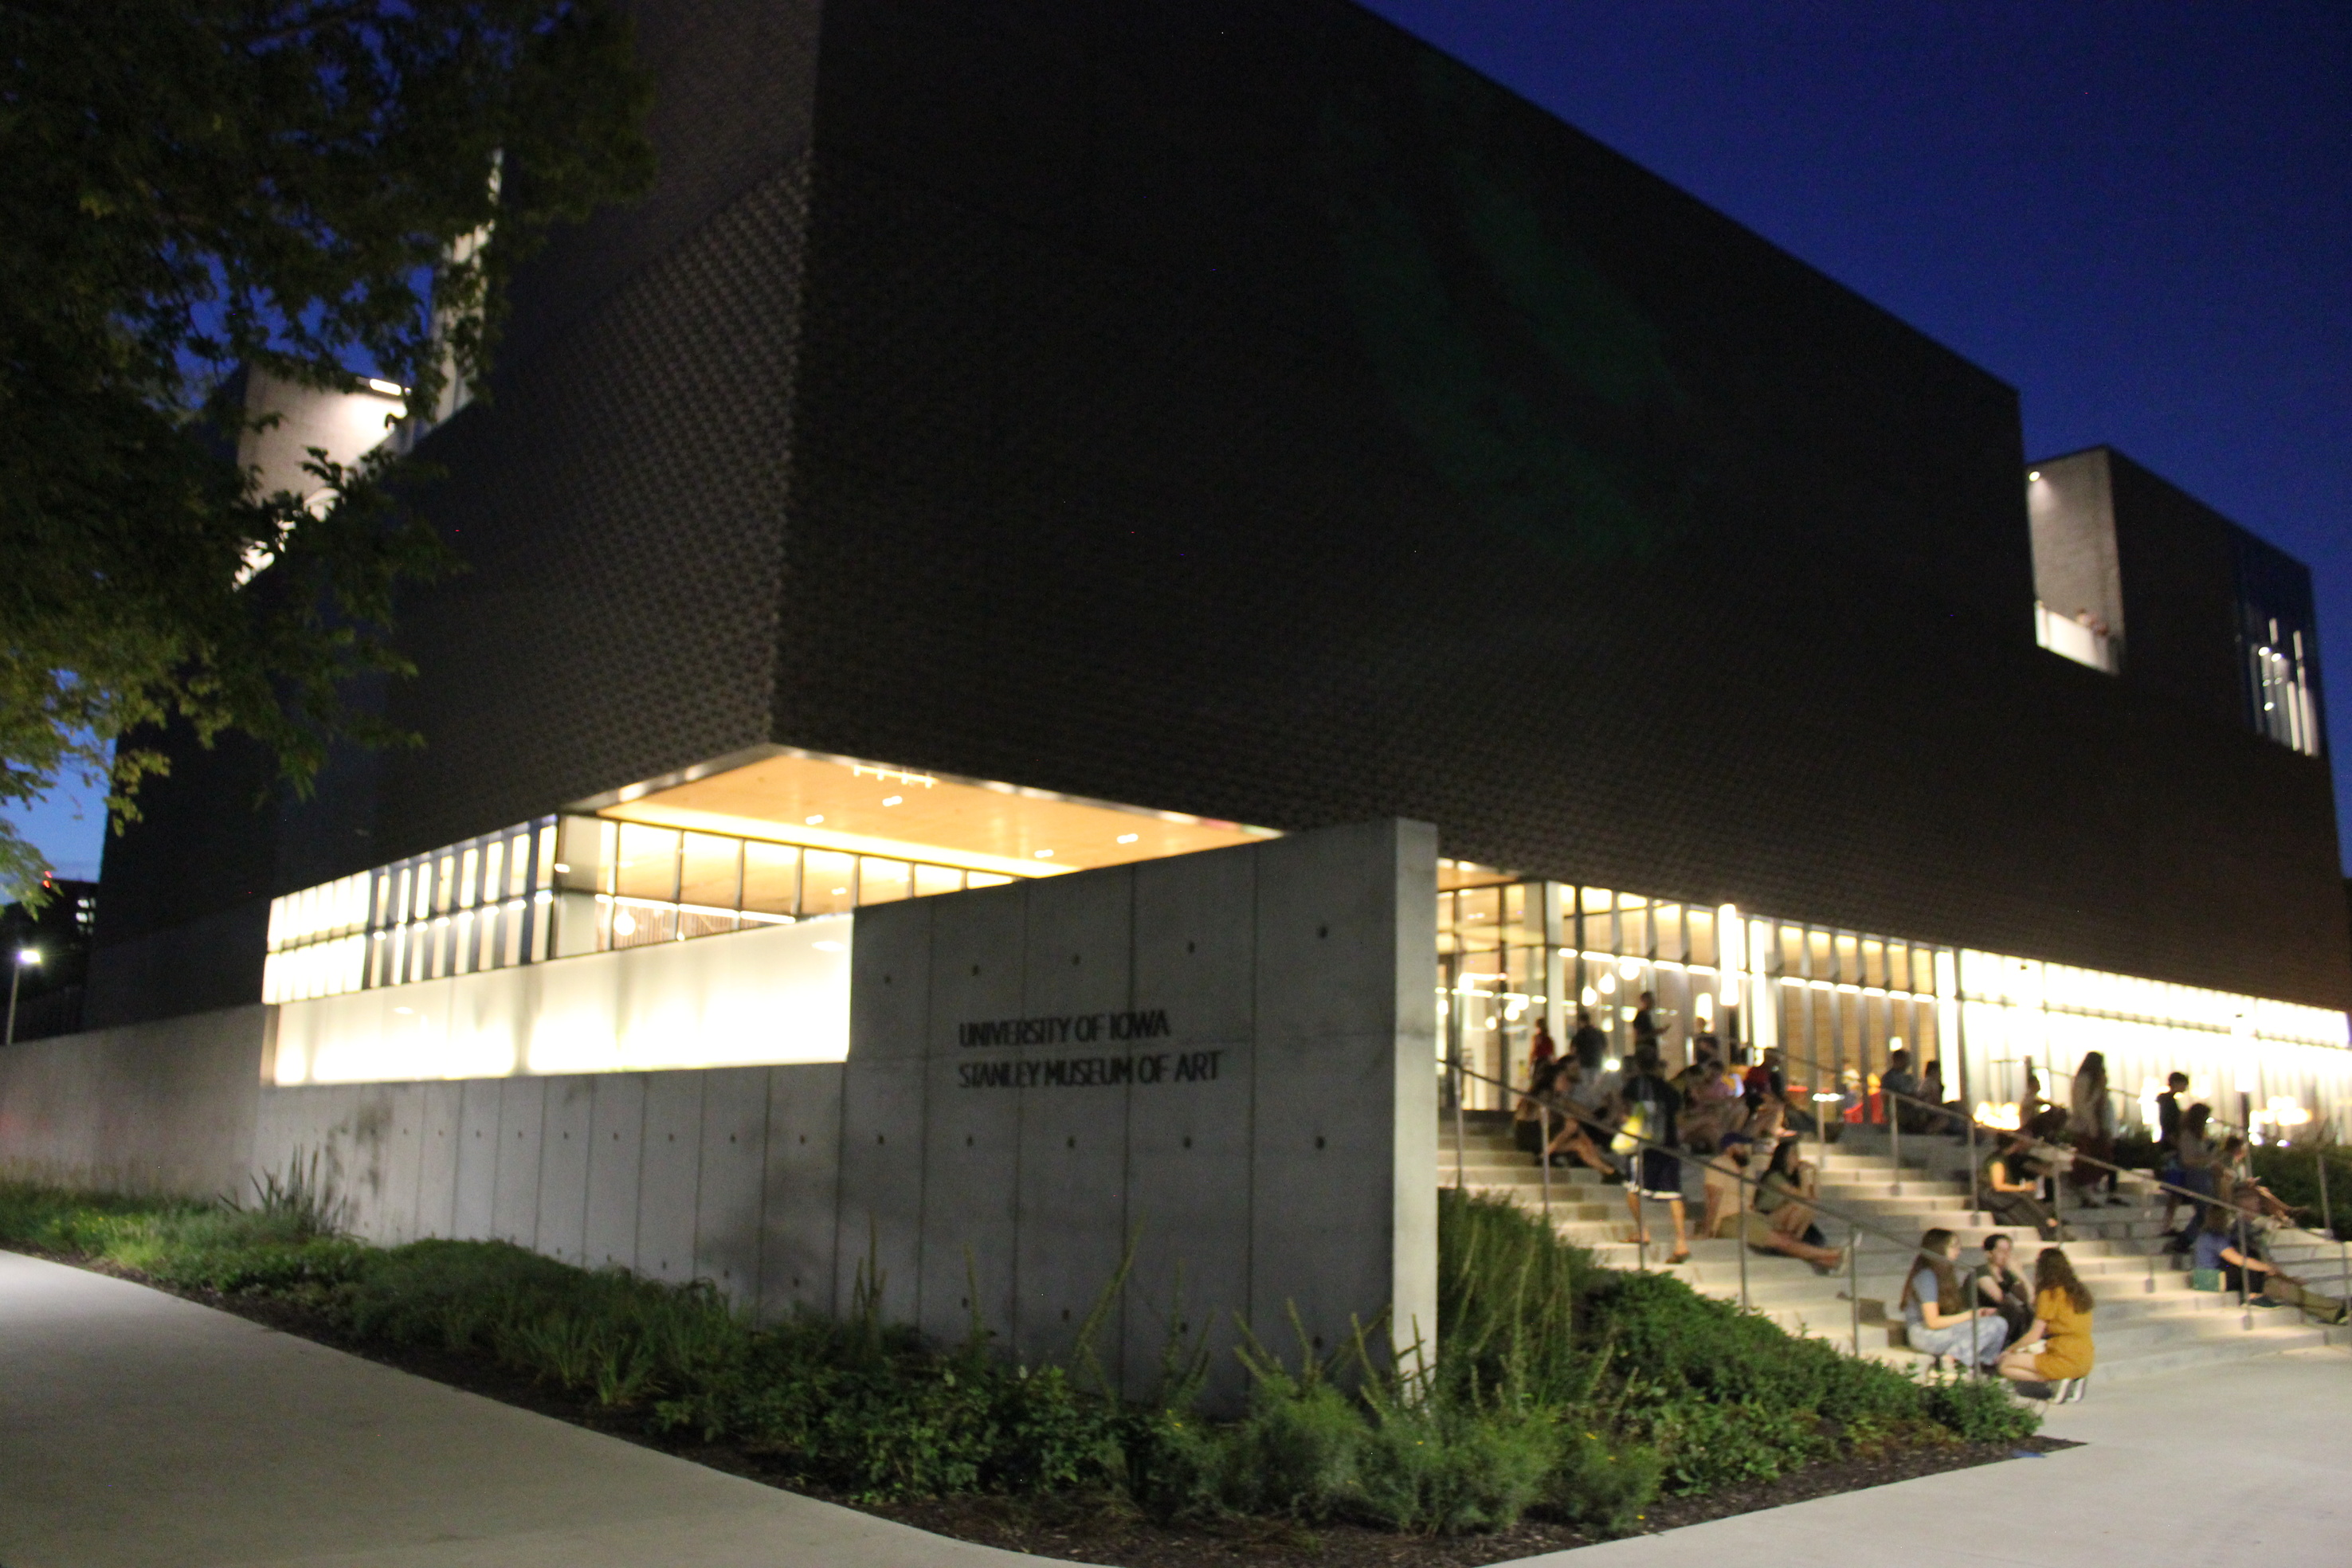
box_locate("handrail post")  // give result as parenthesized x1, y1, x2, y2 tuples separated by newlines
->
(1539, 1101, 1552, 1222)
(1738, 1200, 1750, 1315)
(1452, 1044, 1466, 1191)
(1849, 1225, 1863, 1357)
(1967, 1111, 1980, 1223)
(2236, 1209, 2252, 1331)
(1891, 1104, 1903, 1198)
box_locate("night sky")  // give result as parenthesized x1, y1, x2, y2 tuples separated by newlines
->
(7, 2, 2348, 881)
(1358, 0, 2352, 868)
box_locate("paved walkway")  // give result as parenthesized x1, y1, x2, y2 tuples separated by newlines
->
(1505, 1341, 2351, 1567)
(0, 1252, 1070, 1567)
(6, 1249, 2346, 1568)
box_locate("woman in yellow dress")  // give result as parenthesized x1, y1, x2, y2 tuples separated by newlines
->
(1997, 1246, 2095, 1392)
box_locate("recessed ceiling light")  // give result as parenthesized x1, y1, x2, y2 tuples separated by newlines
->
(2027, 470, 2041, 481)
(830, 887, 848, 896)
(1117, 833, 1139, 844)
(1035, 849, 1054, 859)
(883, 795, 903, 806)
(805, 813, 824, 825)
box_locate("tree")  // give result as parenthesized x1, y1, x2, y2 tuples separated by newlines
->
(0, 0, 653, 900)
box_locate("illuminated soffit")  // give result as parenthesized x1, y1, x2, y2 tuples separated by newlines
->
(584, 748, 1276, 880)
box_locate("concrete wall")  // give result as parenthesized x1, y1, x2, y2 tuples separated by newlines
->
(10, 821, 1438, 1409)
(837, 817, 1439, 1405)
(0, 1005, 269, 1198)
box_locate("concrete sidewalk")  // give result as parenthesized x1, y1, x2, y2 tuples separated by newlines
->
(1504, 1342, 2351, 1567)
(0, 1251, 1075, 1568)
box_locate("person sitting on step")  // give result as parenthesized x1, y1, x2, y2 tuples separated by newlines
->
(2193, 1185, 2350, 1325)
(1511, 1056, 1565, 1154)
(1902, 1227, 2009, 1371)
(1978, 1129, 2063, 1241)
(1997, 1246, 2095, 1396)
(1727, 1137, 1844, 1272)
(1539, 1059, 1618, 1178)
(1970, 1231, 2036, 1346)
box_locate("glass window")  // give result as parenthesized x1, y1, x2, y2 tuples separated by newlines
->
(741, 841, 800, 917)
(915, 864, 964, 899)
(1654, 904, 1684, 963)
(1687, 907, 1715, 969)
(859, 857, 911, 904)
(1862, 939, 1885, 990)
(1456, 886, 1501, 951)
(802, 851, 857, 917)
(610, 901, 673, 949)
(556, 817, 610, 892)
(615, 824, 681, 904)
(680, 833, 742, 911)
(1617, 897, 1650, 959)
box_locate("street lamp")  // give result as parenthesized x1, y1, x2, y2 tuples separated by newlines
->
(5, 947, 37, 1048)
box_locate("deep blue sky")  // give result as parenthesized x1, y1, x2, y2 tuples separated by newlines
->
(1358, 0, 2352, 868)
(6, 2, 2348, 883)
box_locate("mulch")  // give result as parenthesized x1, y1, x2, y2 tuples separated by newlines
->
(9, 1245, 2077, 1566)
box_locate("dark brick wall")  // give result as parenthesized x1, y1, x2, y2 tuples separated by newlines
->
(92, 0, 2352, 1021)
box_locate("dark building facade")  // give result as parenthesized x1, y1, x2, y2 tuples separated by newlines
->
(92, 0, 2348, 1057)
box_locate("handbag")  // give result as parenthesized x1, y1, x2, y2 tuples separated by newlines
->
(1609, 1104, 1645, 1158)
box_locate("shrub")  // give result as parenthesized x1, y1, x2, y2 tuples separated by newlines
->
(1920, 1370, 2039, 1445)
(2249, 1144, 2352, 1241)
(0, 1174, 2033, 1531)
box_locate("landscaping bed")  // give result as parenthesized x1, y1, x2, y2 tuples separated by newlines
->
(0, 1172, 2060, 1562)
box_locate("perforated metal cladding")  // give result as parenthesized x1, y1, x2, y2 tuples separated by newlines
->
(88, 0, 2352, 1026)
(372, 160, 812, 860)
(770, 0, 2349, 1006)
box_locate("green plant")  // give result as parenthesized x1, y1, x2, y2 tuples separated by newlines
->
(1919, 1371, 2038, 1445)
(2249, 1144, 2352, 1241)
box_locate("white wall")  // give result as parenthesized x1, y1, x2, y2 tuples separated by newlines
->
(271, 915, 851, 1084)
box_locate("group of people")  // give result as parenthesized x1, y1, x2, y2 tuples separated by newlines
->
(1511, 1025, 2350, 1336)
(1902, 1229, 2095, 1396)
(1511, 1009, 1837, 1269)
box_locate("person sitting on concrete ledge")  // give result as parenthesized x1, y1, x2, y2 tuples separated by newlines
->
(1903, 1227, 2009, 1371)
(2193, 1186, 2350, 1325)
(1701, 1134, 1750, 1240)
(1978, 1130, 2063, 1241)
(1997, 1246, 2095, 1396)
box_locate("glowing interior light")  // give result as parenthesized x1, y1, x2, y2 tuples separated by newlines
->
(1978, 1101, 2022, 1131)
(1579, 986, 1598, 1007)
(553, 862, 570, 873)
(1598, 974, 1617, 995)
(1813, 1092, 1844, 1103)
(882, 796, 904, 807)
(1602, 1058, 1621, 1072)
(830, 887, 848, 896)
(1694, 994, 1715, 1021)
(1117, 833, 1139, 845)
(366, 377, 406, 396)
(2027, 470, 2041, 482)
(613, 912, 637, 936)
(1034, 849, 1054, 858)
(1619, 958, 1642, 979)
(805, 814, 825, 825)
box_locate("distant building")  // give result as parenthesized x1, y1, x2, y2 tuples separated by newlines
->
(2, 879, 96, 1043)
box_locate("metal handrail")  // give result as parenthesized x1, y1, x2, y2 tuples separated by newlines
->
(1782, 1049, 2347, 1328)
(1456, 1058, 1994, 1366)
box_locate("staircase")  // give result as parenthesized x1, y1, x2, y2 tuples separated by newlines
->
(1443, 1112, 2344, 1382)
